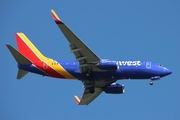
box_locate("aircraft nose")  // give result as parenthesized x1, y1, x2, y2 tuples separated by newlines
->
(164, 68, 172, 76)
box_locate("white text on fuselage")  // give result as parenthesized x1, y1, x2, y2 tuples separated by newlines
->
(118, 61, 141, 66)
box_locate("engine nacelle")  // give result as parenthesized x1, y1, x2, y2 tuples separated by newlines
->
(104, 83, 125, 94)
(96, 61, 119, 71)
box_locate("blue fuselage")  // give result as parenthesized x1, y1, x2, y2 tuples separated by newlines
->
(19, 60, 172, 82)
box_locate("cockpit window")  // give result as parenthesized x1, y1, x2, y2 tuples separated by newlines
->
(157, 63, 163, 66)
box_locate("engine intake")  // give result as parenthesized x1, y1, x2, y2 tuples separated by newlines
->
(104, 83, 125, 94)
(96, 60, 119, 71)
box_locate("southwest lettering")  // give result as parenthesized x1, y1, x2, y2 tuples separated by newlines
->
(118, 61, 141, 66)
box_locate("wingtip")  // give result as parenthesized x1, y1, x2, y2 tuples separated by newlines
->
(74, 95, 80, 105)
(51, 9, 63, 24)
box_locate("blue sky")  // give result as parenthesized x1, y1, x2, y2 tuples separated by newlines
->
(1, 0, 180, 119)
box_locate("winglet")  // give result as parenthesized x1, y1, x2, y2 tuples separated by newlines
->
(74, 95, 80, 105)
(51, 9, 63, 24)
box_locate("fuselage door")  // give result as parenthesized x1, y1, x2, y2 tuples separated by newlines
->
(146, 61, 151, 69)
(43, 60, 48, 69)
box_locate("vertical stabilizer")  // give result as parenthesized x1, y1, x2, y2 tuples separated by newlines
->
(15, 33, 46, 63)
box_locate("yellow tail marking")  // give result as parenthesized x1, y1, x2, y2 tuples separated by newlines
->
(18, 33, 46, 61)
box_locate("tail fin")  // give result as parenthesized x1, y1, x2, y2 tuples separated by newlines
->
(15, 33, 46, 63)
(6, 44, 32, 79)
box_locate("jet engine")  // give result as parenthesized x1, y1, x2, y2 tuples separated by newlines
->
(104, 83, 125, 94)
(96, 61, 119, 71)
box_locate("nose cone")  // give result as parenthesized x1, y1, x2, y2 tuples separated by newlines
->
(164, 68, 172, 76)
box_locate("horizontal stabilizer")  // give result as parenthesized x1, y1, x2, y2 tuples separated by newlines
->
(6, 44, 31, 65)
(17, 69, 29, 79)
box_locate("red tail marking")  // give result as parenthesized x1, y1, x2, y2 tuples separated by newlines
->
(16, 34, 40, 62)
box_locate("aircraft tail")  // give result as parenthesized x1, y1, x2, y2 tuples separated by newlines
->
(15, 33, 47, 63)
(6, 44, 32, 79)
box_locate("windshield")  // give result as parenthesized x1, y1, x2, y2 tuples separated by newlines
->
(156, 63, 163, 67)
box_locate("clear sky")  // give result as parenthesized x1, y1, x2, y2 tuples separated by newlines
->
(1, 0, 180, 120)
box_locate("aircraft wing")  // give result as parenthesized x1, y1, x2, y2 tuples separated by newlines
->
(75, 87, 103, 105)
(74, 81, 115, 105)
(51, 10, 102, 72)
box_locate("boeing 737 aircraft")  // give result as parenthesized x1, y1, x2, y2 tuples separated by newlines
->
(6, 10, 172, 105)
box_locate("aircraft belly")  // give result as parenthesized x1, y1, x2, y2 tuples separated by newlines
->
(75, 71, 119, 81)
(119, 68, 151, 79)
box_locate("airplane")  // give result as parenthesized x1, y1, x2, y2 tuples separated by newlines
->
(6, 10, 172, 105)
